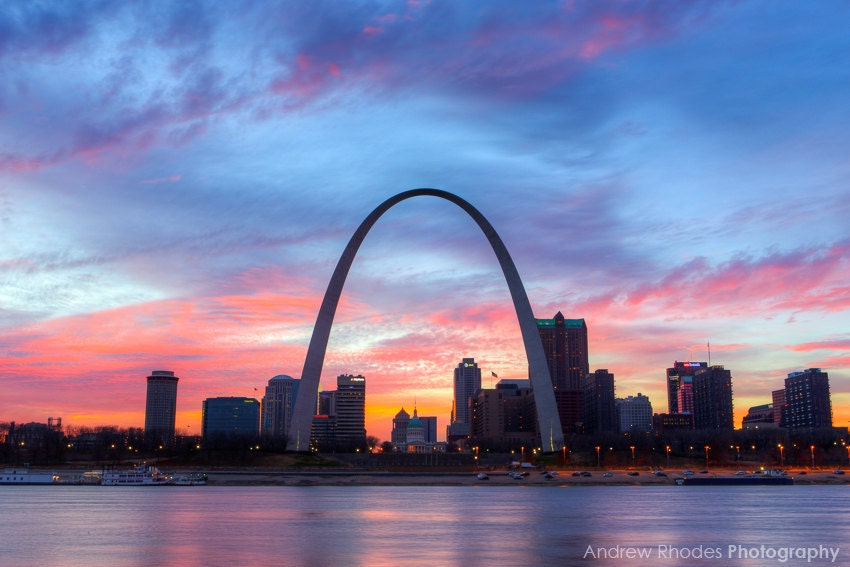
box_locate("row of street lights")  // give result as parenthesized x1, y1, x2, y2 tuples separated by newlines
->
(557, 442, 849, 469)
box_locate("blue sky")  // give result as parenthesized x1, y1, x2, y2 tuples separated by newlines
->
(1, 0, 848, 440)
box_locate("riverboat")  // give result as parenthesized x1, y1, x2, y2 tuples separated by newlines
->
(101, 463, 171, 486)
(677, 469, 793, 486)
(1, 469, 58, 485)
(173, 473, 207, 486)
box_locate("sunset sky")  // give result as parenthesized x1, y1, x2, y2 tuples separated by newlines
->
(2, 1, 849, 443)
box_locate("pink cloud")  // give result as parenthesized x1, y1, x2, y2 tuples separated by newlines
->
(788, 339, 850, 352)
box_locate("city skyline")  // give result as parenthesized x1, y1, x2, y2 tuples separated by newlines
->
(2, 2, 849, 443)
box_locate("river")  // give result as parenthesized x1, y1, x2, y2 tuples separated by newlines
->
(1, 485, 847, 566)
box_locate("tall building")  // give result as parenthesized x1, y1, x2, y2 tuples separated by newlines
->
(144, 370, 179, 447)
(202, 397, 260, 438)
(536, 312, 588, 390)
(261, 375, 300, 439)
(666, 361, 706, 414)
(452, 358, 481, 435)
(334, 374, 367, 447)
(617, 393, 653, 433)
(582, 369, 617, 435)
(420, 416, 438, 444)
(692, 365, 734, 431)
(553, 390, 584, 434)
(784, 368, 832, 429)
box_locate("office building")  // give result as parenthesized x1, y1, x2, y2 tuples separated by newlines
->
(452, 358, 481, 436)
(311, 414, 337, 452)
(616, 393, 653, 433)
(144, 370, 179, 447)
(334, 374, 367, 447)
(201, 397, 260, 438)
(666, 361, 706, 414)
(554, 390, 584, 434)
(582, 369, 617, 435)
(470, 380, 537, 448)
(536, 312, 588, 390)
(420, 416, 438, 444)
(692, 365, 734, 431)
(783, 368, 832, 429)
(261, 375, 299, 439)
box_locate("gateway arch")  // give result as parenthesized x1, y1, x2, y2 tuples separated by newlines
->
(287, 188, 564, 453)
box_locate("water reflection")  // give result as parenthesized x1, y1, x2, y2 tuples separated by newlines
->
(1, 485, 847, 566)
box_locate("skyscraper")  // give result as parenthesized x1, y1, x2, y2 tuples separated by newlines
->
(202, 397, 260, 438)
(666, 361, 706, 414)
(334, 374, 366, 448)
(583, 369, 617, 435)
(452, 358, 481, 435)
(261, 375, 300, 440)
(536, 312, 588, 390)
(784, 368, 832, 429)
(144, 370, 179, 447)
(692, 365, 734, 431)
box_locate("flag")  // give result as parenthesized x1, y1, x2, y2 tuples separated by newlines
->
(491, 371, 498, 378)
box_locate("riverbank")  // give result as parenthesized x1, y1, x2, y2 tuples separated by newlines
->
(9, 465, 847, 486)
(201, 468, 849, 486)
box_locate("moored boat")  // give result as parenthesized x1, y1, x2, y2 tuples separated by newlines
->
(101, 463, 171, 486)
(173, 473, 207, 486)
(678, 469, 793, 486)
(1, 469, 58, 485)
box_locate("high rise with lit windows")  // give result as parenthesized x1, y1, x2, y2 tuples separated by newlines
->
(536, 312, 588, 390)
(144, 370, 179, 447)
(783, 368, 832, 430)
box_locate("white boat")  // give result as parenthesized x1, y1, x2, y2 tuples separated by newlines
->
(101, 463, 171, 486)
(173, 473, 207, 486)
(1, 469, 58, 485)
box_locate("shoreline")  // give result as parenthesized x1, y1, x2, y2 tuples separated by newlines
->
(202, 468, 849, 486)
(7, 466, 847, 487)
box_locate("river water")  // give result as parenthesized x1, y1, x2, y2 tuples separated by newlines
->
(1, 485, 847, 566)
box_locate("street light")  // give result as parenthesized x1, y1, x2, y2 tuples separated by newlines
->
(595, 446, 601, 468)
(704, 445, 710, 467)
(778, 444, 784, 466)
(630, 445, 635, 466)
(665, 445, 670, 467)
(810, 445, 815, 468)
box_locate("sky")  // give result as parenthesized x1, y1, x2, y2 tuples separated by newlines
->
(2, 0, 849, 443)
